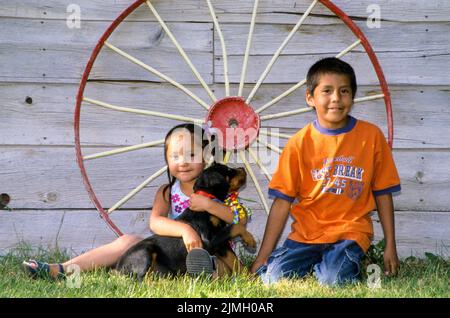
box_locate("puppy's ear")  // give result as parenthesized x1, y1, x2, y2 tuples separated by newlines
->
(194, 170, 226, 191)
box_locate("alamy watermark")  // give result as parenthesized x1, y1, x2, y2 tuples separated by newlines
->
(66, 4, 81, 29)
(65, 264, 82, 288)
(366, 4, 381, 29)
(366, 264, 382, 289)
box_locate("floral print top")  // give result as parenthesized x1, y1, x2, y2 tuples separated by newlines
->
(169, 180, 190, 219)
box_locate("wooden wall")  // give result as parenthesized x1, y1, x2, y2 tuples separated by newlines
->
(1, 0, 449, 258)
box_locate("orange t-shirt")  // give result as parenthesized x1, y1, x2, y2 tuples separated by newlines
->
(268, 116, 401, 252)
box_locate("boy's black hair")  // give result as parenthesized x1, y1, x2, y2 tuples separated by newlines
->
(306, 57, 357, 99)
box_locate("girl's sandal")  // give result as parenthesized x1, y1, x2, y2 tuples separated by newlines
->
(186, 248, 215, 277)
(22, 260, 65, 280)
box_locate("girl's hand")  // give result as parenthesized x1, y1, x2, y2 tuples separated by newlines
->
(181, 225, 203, 252)
(189, 193, 212, 212)
(383, 244, 400, 276)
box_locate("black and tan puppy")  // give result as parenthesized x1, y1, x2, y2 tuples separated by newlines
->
(115, 163, 256, 281)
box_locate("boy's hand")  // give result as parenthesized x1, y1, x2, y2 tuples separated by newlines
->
(383, 244, 400, 276)
(250, 258, 267, 274)
(189, 193, 212, 212)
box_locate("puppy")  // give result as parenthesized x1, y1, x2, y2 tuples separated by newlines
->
(115, 163, 256, 281)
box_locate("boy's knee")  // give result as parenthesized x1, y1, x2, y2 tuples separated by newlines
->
(257, 250, 298, 284)
(314, 248, 363, 286)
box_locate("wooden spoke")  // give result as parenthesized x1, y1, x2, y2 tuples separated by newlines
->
(145, 0, 217, 103)
(83, 139, 165, 161)
(104, 41, 210, 110)
(107, 165, 167, 214)
(206, 0, 230, 96)
(257, 138, 282, 154)
(260, 107, 313, 121)
(354, 94, 385, 103)
(246, 0, 318, 104)
(83, 97, 203, 124)
(256, 79, 306, 114)
(259, 130, 292, 140)
(223, 150, 232, 164)
(335, 39, 361, 58)
(248, 147, 271, 181)
(239, 151, 270, 214)
(238, 0, 259, 97)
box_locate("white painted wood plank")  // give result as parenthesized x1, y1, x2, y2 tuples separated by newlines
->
(372, 212, 450, 258)
(215, 52, 450, 86)
(1, 147, 449, 211)
(0, 210, 150, 255)
(0, 0, 448, 23)
(0, 19, 213, 84)
(217, 22, 448, 56)
(0, 18, 212, 50)
(257, 85, 450, 150)
(1, 82, 448, 149)
(1, 210, 448, 258)
(1, 18, 447, 85)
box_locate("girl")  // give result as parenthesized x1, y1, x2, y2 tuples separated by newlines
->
(23, 123, 247, 279)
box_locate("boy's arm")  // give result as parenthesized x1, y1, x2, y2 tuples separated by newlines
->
(250, 198, 291, 273)
(375, 193, 400, 276)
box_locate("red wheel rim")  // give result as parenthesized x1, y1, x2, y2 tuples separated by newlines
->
(74, 0, 146, 237)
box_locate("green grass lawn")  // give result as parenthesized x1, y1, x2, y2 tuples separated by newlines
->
(0, 243, 448, 298)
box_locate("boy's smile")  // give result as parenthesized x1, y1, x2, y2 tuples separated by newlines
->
(306, 73, 354, 130)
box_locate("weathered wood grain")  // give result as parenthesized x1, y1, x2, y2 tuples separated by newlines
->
(0, 19, 213, 84)
(1, 82, 449, 148)
(1, 18, 448, 85)
(0, 0, 448, 23)
(215, 52, 450, 86)
(216, 22, 448, 55)
(213, 21, 449, 86)
(1, 210, 448, 258)
(1, 147, 449, 211)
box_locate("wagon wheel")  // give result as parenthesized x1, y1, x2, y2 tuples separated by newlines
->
(74, 0, 393, 236)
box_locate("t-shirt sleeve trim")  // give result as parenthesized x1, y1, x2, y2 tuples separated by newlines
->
(373, 184, 401, 196)
(268, 188, 295, 203)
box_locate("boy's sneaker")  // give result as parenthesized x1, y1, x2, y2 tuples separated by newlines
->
(186, 248, 215, 277)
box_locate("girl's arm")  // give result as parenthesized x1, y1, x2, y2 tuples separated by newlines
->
(375, 193, 400, 276)
(150, 185, 203, 251)
(189, 193, 245, 225)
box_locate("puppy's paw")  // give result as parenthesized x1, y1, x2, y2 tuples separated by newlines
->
(241, 231, 257, 249)
(209, 215, 221, 227)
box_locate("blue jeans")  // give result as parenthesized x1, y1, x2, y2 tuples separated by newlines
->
(256, 239, 365, 286)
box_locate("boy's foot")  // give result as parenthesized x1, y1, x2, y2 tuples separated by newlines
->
(22, 260, 65, 280)
(186, 248, 215, 277)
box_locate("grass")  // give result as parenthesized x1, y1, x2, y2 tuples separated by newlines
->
(0, 243, 448, 298)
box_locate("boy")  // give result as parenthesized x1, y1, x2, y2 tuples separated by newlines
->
(251, 57, 401, 286)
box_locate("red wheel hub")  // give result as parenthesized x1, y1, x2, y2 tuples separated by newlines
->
(205, 97, 260, 150)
